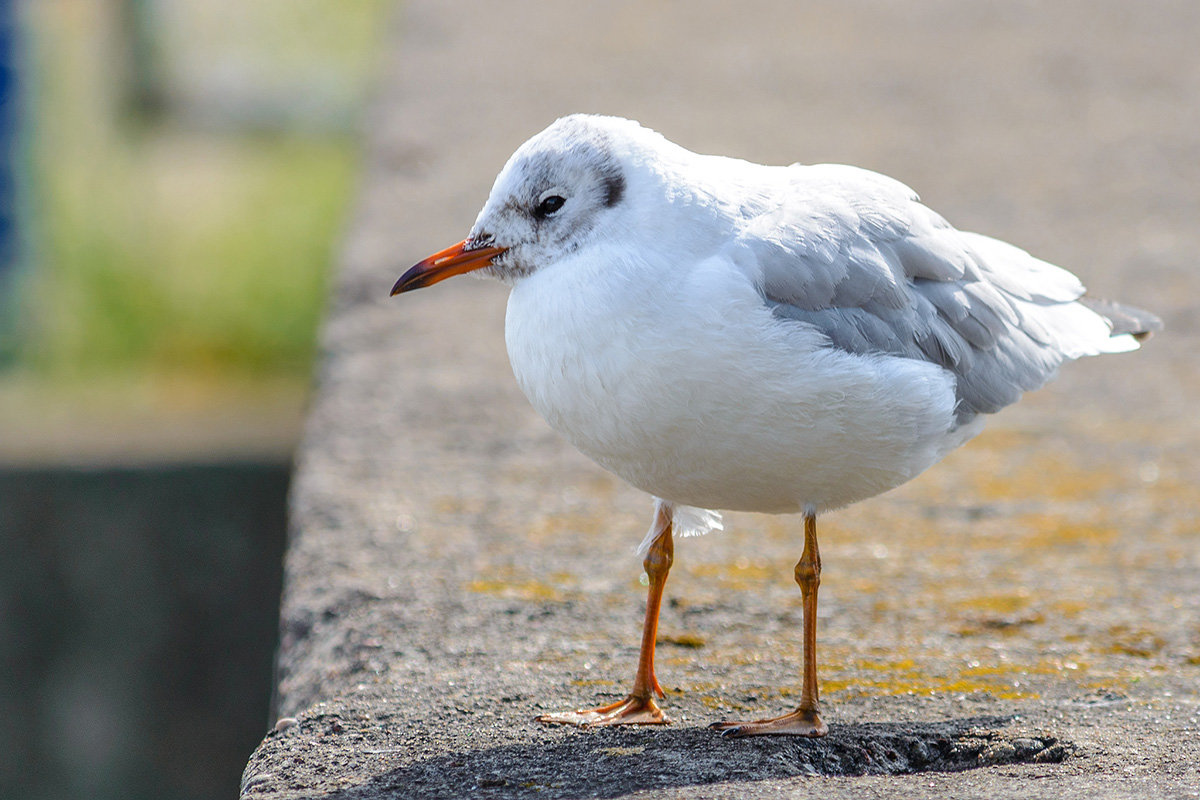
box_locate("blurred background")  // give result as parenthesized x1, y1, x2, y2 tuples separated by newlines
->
(0, 1, 390, 798)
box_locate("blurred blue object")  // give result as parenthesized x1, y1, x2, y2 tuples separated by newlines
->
(0, 0, 19, 363)
(0, 0, 15, 268)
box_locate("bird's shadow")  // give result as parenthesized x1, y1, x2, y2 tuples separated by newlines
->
(324, 715, 1070, 799)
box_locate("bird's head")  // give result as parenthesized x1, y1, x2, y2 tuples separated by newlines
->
(391, 115, 648, 295)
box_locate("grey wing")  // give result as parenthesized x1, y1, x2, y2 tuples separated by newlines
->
(739, 164, 1137, 423)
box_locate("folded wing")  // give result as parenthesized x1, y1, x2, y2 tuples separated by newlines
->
(732, 164, 1157, 423)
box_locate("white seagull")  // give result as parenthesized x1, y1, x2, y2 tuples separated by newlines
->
(391, 115, 1160, 737)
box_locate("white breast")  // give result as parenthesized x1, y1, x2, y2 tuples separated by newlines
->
(505, 247, 976, 514)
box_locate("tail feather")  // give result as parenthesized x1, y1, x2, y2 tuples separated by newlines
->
(1079, 296, 1163, 342)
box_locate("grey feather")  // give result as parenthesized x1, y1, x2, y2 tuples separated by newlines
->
(748, 164, 1145, 423)
(1078, 296, 1163, 341)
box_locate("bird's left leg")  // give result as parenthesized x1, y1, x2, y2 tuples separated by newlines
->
(535, 500, 674, 726)
(710, 512, 828, 737)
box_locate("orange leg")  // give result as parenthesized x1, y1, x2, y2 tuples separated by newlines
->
(536, 501, 674, 727)
(710, 513, 828, 737)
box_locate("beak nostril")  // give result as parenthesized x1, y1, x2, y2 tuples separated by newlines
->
(466, 233, 496, 251)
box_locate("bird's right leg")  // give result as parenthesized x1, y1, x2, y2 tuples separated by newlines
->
(535, 500, 674, 726)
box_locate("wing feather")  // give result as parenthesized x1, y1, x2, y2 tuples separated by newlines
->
(737, 164, 1140, 422)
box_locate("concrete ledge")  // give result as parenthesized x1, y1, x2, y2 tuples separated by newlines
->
(242, 2, 1200, 797)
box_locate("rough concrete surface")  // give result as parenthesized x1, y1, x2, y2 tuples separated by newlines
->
(242, 2, 1200, 798)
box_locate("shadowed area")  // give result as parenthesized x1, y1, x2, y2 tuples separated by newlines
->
(245, 716, 1072, 799)
(0, 464, 288, 800)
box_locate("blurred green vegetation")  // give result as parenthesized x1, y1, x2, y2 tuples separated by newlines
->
(25, 133, 354, 377)
(14, 1, 389, 387)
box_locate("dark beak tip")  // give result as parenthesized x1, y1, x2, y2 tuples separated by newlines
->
(389, 264, 426, 297)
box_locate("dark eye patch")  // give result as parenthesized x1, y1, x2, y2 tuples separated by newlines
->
(601, 170, 625, 208)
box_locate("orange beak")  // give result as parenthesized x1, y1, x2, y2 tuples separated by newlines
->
(390, 239, 507, 295)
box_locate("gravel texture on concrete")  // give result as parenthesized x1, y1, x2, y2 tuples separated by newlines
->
(243, 2, 1200, 797)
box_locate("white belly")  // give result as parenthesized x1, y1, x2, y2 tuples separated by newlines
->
(504, 254, 976, 514)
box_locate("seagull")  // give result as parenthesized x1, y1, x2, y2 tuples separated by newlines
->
(390, 114, 1160, 737)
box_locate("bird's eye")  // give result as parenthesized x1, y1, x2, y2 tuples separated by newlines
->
(535, 195, 566, 218)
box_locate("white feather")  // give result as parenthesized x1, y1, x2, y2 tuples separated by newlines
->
(633, 499, 725, 558)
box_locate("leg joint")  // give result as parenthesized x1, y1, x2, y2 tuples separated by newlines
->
(794, 559, 820, 590)
(643, 543, 673, 580)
